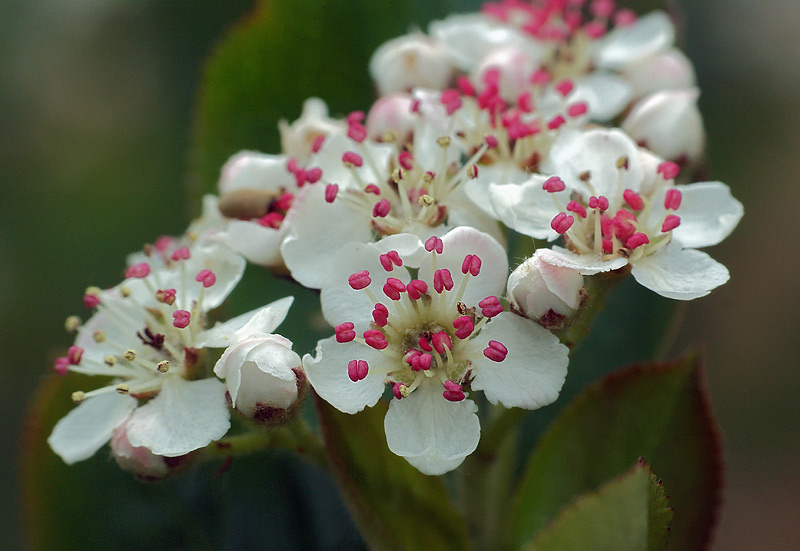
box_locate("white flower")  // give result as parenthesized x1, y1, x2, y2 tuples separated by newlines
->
(303, 227, 568, 475)
(279, 97, 347, 164)
(369, 33, 455, 95)
(488, 128, 743, 299)
(365, 92, 417, 143)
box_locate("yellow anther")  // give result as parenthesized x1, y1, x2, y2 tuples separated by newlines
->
(64, 316, 81, 333)
(157, 360, 170, 373)
(93, 330, 106, 343)
(104, 355, 117, 366)
(71, 391, 86, 403)
(123, 349, 137, 361)
(418, 194, 435, 207)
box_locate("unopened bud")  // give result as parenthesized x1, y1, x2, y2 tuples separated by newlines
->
(111, 420, 194, 481)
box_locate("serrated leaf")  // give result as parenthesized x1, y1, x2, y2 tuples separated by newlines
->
(522, 461, 672, 551)
(315, 395, 472, 551)
(510, 354, 722, 550)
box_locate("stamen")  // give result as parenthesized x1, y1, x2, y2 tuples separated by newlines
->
(342, 151, 363, 167)
(171, 247, 190, 261)
(567, 201, 588, 218)
(657, 161, 680, 180)
(479, 296, 503, 318)
(383, 278, 406, 300)
(195, 269, 216, 288)
(485, 135, 499, 149)
(372, 304, 389, 326)
(453, 315, 475, 339)
(483, 340, 508, 362)
(442, 380, 465, 402)
(347, 359, 369, 382)
(157, 360, 170, 373)
(664, 188, 682, 210)
(392, 382, 408, 399)
(425, 236, 444, 254)
(335, 322, 356, 343)
(433, 269, 454, 293)
(661, 214, 681, 233)
(325, 184, 339, 203)
(156, 288, 176, 305)
(305, 168, 322, 184)
(551, 212, 575, 234)
(589, 195, 609, 211)
(68, 346, 83, 365)
(173, 310, 191, 329)
(364, 184, 381, 195)
(348, 270, 371, 290)
(126, 263, 150, 279)
(461, 254, 482, 276)
(547, 114, 566, 130)
(364, 330, 388, 350)
(567, 102, 588, 117)
(406, 279, 428, 300)
(543, 176, 566, 193)
(64, 316, 81, 332)
(373, 198, 391, 218)
(555, 79, 574, 97)
(71, 391, 87, 403)
(83, 289, 101, 309)
(348, 122, 367, 143)
(431, 331, 451, 354)
(54, 357, 69, 375)
(398, 151, 414, 170)
(379, 250, 403, 271)
(623, 189, 644, 211)
(626, 232, 650, 249)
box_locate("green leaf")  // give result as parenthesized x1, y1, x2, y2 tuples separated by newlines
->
(522, 460, 672, 551)
(510, 354, 722, 550)
(315, 395, 472, 551)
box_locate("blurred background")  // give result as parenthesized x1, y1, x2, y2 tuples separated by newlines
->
(1, 0, 797, 549)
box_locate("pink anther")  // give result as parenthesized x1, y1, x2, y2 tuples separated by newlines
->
(547, 114, 567, 130)
(453, 315, 475, 339)
(126, 263, 150, 279)
(348, 122, 367, 143)
(623, 189, 644, 211)
(364, 329, 388, 350)
(589, 195, 609, 211)
(287, 158, 298, 173)
(335, 322, 356, 343)
(305, 167, 322, 184)
(418, 336, 433, 352)
(567, 200, 588, 218)
(156, 288, 176, 305)
(392, 382, 407, 399)
(567, 102, 588, 117)
(542, 176, 566, 193)
(530, 69, 550, 85)
(583, 21, 606, 39)
(398, 151, 414, 170)
(432, 331, 452, 354)
(348, 270, 371, 290)
(372, 303, 389, 327)
(457, 75, 476, 96)
(483, 67, 501, 86)
(551, 212, 575, 234)
(612, 215, 636, 241)
(479, 296, 504, 317)
(154, 235, 173, 252)
(383, 277, 406, 300)
(461, 254, 482, 276)
(258, 212, 284, 229)
(173, 310, 191, 329)
(626, 232, 650, 249)
(325, 184, 339, 203)
(442, 380, 466, 402)
(379, 250, 403, 271)
(483, 340, 508, 362)
(614, 9, 637, 26)
(433, 269, 454, 293)
(657, 161, 680, 180)
(274, 192, 294, 211)
(293, 168, 309, 187)
(661, 214, 681, 233)
(83, 292, 100, 309)
(346, 111, 365, 125)
(518, 92, 534, 113)
(54, 357, 69, 375)
(602, 239, 613, 254)
(441, 89, 460, 105)
(485, 134, 499, 149)
(373, 198, 391, 218)
(342, 151, 363, 167)
(195, 269, 216, 288)
(311, 135, 325, 153)
(425, 236, 444, 254)
(555, 79, 574, 97)
(406, 279, 428, 300)
(591, 0, 615, 18)
(68, 346, 83, 365)
(444, 97, 462, 115)
(171, 246, 190, 261)
(663, 188, 682, 210)
(347, 359, 369, 382)
(365, 184, 381, 195)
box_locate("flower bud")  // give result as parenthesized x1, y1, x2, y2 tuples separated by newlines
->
(369, 33, 454, 95)
(507, 252, 585, 328)
(213, 334, 306, 425)
(279, 98, 346, 163)
(110, 420, 194, 481)
(622, 88, 705, 164)
(623, 49, 696, 98)
(366, 93, 416, 143)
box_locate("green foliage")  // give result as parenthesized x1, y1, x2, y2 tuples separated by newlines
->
(510, 354, 722, 550)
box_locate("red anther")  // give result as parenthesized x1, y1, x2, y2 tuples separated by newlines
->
(555, 79, 574, 97)
(379, 250, 403, 271)
(457, 75, 476, 96)
(348, 122, 367, 143)
(530, 69, 550, 85)
(68, 346, 83, 365)
(126, 263, 150, 279)
(661, 214, 681, 233)
(404, 349, 420, 365)
(453, 315, 475, 339)
(441, 89, 460, 105)
(583, 20, 606, 39)
(626, 232, 650, 249)
(462, 254, 482, 276)
(342, 151, 363, 167)
(287, 158, 299, 173)
(485, 134, 499, 149)
(614, 9, 637, 26)
(542, 176, 566, 193)
(311, 135, 325, 153)
(432, 331, 452, 354)
(325, 184, 339, 203)
(433, 269, 454, 293)
(518, 92, 534, 112)
(663, 188, 682, 210)
(346, 110, 365, 124)
(442, 380, 466, 402)
(467, 164, 479, 179)
(398, 151, 414, 170)
(364, 184, 381, 195)
(425, 236, 444, 254)
(364, 329, 388, 350)
(348, 270, 371, 290)
(195, 269, 216, 288)
(567, 200, 588, 218)
(383, 277, 406, 300)
(567, 102, 588, 117)
(657, 161, 680, 180)
(623, 189, 644, 211)
(406, 279, 428, 300)
(154, 235, 173, 252)
(54, 357, 69, 375)
(372, 303, 389, 327)
(335, 322, 356, 343)
(410, 99, 420, 113)
(156, 288, 176, 306)
(483, 67, 501, 86)
(258, 212, 284, 228)
(83, 293, 100, 309)
(418, 336, 433, 352)
(444, 98, 462, 115)
(616, 209, 637, 221)
(293, 168, 308, 187)
(591, 0, 615, 18)
(373, 198, 391, 218)
(589, 195, 609, 211)
(412, 352, 433, 371)
(547, 114, 567, 130)
(611, 215, 636, 241)
(483, 340, 508, 362)
(600, 214, 613, 238)
(171, 247, 190, 261)
(173, 310, 191, 329)
(551, 212, 575, 234)
(602, 239, 614, 254)
(479, 295, 503, 317)
(347, 359, 369, 382)
(305, 167, 322, 184)
(274, 192, 295, 211)
(392, 382, 407, 399)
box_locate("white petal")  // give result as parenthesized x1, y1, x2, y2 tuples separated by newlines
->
(442, 187, 506, 244)
(623, 49, 696, 97)
(218, 151, 296, 195)
(572, 73, 633, 122)
(464, 162, 529, 218)
(197, 296, 294, 348)
(125, 377, 230, 456)
(594, 11, 675, 69)
(384, 382, 480, 475)
(488, 176, 562, 240)
(369, 33, 454, 95)
(213, 220, 283, 267)
(303, 336, 390, 414)
(538, 246, 628, 275)
(465, 312, 568, 409)
(48, 392, 137, 465)
(663, 181, 743, 248)
(631, 244, 730, 300)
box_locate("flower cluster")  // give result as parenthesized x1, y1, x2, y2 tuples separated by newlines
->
(49, 0, 742, 477)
